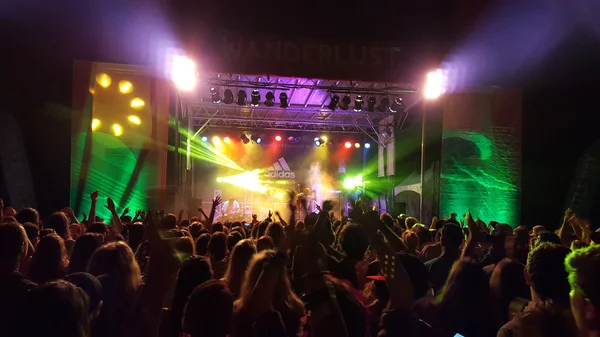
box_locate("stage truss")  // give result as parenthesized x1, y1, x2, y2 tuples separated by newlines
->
(180, 73, 416, 147)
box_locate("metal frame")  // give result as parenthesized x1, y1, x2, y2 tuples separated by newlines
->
(180, 74, 415, 147)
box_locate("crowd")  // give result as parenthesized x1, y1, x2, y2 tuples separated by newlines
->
(1, 191, 600, 337)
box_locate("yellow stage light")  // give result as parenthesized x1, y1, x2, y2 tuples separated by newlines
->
(95, 73, 111, 88)
(321, 136, 328, 142)
(212, 136, 221, 143)
(119, 80, 133, 94)
(355, 142, 361, 148)
(223, 137, 231, 143)
(128, 115, 141, 125)
(91, 118, 101, 131)
(130, 98, 145, 110)
(112, 124, 123, 136)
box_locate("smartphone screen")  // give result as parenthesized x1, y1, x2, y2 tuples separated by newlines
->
(244, 222, 251, 228)
(454, 334, 465, 337)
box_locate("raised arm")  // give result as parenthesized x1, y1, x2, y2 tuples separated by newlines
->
(88, 191, 98, 226)
(105, 198, 123, 235)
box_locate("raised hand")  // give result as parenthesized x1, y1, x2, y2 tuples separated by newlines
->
(123, 208, 130, 215)
(212, 196, 222, 208)
(90, 190, 99, 201)
(564, 208, 576, 223)
(105, 198, 116, 212)
(268, 210, 273, 218)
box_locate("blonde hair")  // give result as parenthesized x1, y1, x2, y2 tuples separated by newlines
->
(88, 241, 142, 295)
(236, 250, 304, 315)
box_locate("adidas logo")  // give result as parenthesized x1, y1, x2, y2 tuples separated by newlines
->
(265, 157, 296, 179)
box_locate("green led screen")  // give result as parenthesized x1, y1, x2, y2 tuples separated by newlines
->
(439, 91, 522, 225)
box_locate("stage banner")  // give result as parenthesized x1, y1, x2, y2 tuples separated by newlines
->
(70, 62, 170, 220)
(439, 90, 522, 225)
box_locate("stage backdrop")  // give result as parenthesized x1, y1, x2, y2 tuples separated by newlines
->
(192, 131, 371, 212)
(440, 90, 522, 225)
(71, 62, 170, 220)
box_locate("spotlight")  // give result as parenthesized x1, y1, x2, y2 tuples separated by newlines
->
(377, 97, 389, 112)
(250, 89, 260, 107)
(265, 92, 275, 107)
(171, 55, 197, 91)
(364, 142, 371, 149)
(127, 115, 141, 125)
(287, 136, 294, 141)
(237, 90, 247, 106)
(112, 124, 123, 137)
(354, 95, 364, 112)
(240, 134, 250, 144)
(327, 95, 340, 110)
(424, 69, 446, 100)
(366, 97, 376, 112)
(321, 135, 328, 142)
(389, 97, 404, 112)
(251, 134, 262, 144)
(201, 136, 208, 142)
(119, 80, 133, 94)
(339, 95, 351, 110)
(130, 98, 145, 110)
(344, 142, 352, 149)
(223, 136, 231, 143)
(279, 92, 289, 108)
(314, 137, 326, 147)
(354, 142, 361, 148)
(91, 118, 101, 131)
(212, 136, 221, 143)
(275, 135, 282, 142)
(210, 87, 221, 103)
(223, 89, 234, 104)
(95, 73, 111, 88)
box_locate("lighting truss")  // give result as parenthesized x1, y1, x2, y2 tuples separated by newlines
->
(181, 74, 415, 147)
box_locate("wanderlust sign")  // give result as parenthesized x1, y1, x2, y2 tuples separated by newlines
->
(196, 32, 411, 82)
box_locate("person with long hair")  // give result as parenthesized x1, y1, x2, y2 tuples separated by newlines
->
(432, 258, 501, 337)
(222, 239, 256, 299)
(231, 250, 305, 337)
(566, 245, 600, 337)
(28, 233, 68, 283)
(68, 233, 103, 274)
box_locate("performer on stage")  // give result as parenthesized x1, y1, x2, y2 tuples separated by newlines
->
(296, 185, 316, 218)
(221, 197, 240, 216)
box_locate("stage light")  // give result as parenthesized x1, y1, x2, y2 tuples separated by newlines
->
(354, 95, 363, 112)
(389, 97, 404, 112)
(223, 136, 231, 143)
(339, 95, 351, 110)
(275, 135, 282, 142)
(364, 142, 371, 149)
(287, 136, 294, 141)
(294, 137, 302, 142)
(343, 174, 363, 190)
(212, 136, 221, 143)
(327, 95, 340, 110)
(279, 92, 289, 108)
(240, 134, 250, 144)
(355, 142, 361, 148)
(130, 98, 145, 110)
(381, 127, 393, 139)
(223, 89, 234, 104)
(377, 97, 390, 112)
(237, 90, 247, 106)
(250, 89, 260, 107)
(118, 80, 133, 94)
(127, 115, 141, 125)
(91, 118, 101, 131)
(265, 92, 275, 107)
(95, 73, 111, 88)
(171, 55, 197, 91)
(210, 87, 221, 103)
(424, 69, 446, 100)
(344, 142, 352, 148)
(314, 137, 326, 147)
(112, 124, 123, 136)
(216, 177, 223, 183)
(366, 97, 376, 112)
(251, 134, 262, 144)
(201, 136, 208, 142)
(321, 135, 328, 142)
